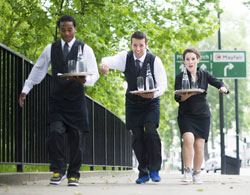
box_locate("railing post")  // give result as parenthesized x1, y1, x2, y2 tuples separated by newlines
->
(16, 57, 24, 172)
(91, 100, 95, 171)
(120, 120, 122, 170)
(103, 109, 107, 170)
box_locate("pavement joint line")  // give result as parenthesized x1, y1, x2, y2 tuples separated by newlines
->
(0, 170, 135, 185)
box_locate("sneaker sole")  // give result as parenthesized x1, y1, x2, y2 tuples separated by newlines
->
(136, 179, 149, 184)
(151, 179, 161, 182)
(193, 181, 203, 184)
(181, 179, 192, 183)
(50, 175, 66, 185)
(68, 183, 79, 186)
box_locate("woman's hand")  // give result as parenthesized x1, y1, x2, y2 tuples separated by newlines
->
(179, 92, 197, 102)
(219, 86, 228, 94)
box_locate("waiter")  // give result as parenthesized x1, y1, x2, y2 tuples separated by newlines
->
(100, 31, 167, 184)
(18, 15, 99, 186)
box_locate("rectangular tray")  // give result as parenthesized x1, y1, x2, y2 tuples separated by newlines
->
(130, 88, 159, 94)
(57, 72, 93, 77)
(174, 88, 205, 94)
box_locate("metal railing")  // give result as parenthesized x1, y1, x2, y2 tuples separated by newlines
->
(0, 43, 132, 172)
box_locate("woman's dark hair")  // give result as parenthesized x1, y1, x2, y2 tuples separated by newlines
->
(131, 31, 148, 43)
(57, 15, 76, 28)
(182, 48, 201, 61)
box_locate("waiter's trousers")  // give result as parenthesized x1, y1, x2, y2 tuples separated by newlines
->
(48, 121, 84, 179)
(131, 122, 162, 178)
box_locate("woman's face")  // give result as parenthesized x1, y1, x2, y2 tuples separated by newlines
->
(184, 52, 200, 73)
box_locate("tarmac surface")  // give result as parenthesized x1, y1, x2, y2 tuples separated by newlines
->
(0, 169, 250, 195)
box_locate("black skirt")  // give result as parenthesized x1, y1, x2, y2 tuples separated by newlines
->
(178, 115, 210, 142)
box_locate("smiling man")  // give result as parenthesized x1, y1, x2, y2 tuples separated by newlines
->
(18, 15, 99, 186)
(100, 31, 167, 184)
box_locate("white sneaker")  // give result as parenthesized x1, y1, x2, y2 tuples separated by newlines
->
(193, 171, 203, 184)
(182, 167, 192, 183)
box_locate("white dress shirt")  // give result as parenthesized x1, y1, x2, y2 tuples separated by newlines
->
(22, 37, 99, 94)
(101, 50, 167, 98)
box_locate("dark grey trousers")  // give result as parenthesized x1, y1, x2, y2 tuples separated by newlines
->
(48, 121, 84, 179)
(131, 122, 162, 178)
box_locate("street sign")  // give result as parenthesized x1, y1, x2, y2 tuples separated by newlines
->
(174, 51, 247, 79)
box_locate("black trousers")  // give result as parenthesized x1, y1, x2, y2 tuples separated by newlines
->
(48, 121, 84, 179)
(131, 123, 162, 178)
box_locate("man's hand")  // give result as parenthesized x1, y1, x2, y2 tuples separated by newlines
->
(137, 92, 154, 99)
(19, 93, 27, 107)
(100, 63, 109, 75)
(67, 76, 86, 84)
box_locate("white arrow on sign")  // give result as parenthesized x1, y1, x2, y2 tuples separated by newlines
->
(179, 64, 185, 72)
(224, 63, 234, 77)
(200, 64, 207, 70)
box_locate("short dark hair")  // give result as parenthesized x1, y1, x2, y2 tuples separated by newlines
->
(57, 15, 76, 28)
(131, 31, 148, 43)
(182, 48, 201, 61)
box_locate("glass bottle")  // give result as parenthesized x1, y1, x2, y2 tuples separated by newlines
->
(76, 45, 87, 72)
(182, 67, 190, 89)
(145, 63, 155, 90)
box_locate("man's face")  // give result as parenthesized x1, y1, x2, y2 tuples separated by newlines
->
(131, 38, 148, 59)
(59, 21, 76, 43)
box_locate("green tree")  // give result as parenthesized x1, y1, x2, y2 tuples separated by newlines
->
(0, 0, 221, 152)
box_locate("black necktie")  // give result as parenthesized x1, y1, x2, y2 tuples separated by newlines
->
(135, 59, 141, 75)
(63, 42, 69, 59)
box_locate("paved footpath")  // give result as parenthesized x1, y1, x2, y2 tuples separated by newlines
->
(0, 170, 250, 195)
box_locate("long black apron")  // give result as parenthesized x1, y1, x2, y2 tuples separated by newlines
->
(49, 40, 89, 132)
(125, 95, 160, 130)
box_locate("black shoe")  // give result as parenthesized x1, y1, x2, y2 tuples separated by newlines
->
(68, 177, 79, 186)
(50, 173, 66, 185)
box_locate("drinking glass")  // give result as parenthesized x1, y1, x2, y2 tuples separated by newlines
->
(68, 60, 76, 73)
(76, 58, 87, 73)
(137, 76, 144, 91)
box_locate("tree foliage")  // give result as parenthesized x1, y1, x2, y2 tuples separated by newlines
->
(0, 0, 220, 152)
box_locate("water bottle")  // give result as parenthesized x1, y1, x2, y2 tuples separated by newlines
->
(76, 45, 87, 72)
(182, 67, 190, 89)
(145, 63, 155, 90)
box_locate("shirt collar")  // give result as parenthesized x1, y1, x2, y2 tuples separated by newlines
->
(133, 50, 147, 63)
(61, 37, 76, 49)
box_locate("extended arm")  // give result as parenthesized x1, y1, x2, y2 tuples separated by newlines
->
(19, 44, 51, 107)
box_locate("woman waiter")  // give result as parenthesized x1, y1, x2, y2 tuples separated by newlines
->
(174, 48, 229, 184)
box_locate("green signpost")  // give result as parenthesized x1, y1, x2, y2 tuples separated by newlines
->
(174, 51, 247, 79)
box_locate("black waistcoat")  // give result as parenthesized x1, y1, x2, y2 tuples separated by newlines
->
(124, 51, 160, 130)
(48, 39, 90, 132)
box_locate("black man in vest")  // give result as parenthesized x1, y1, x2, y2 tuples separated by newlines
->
(100, 31, 167, 184)
(18, 15, 99, 186)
